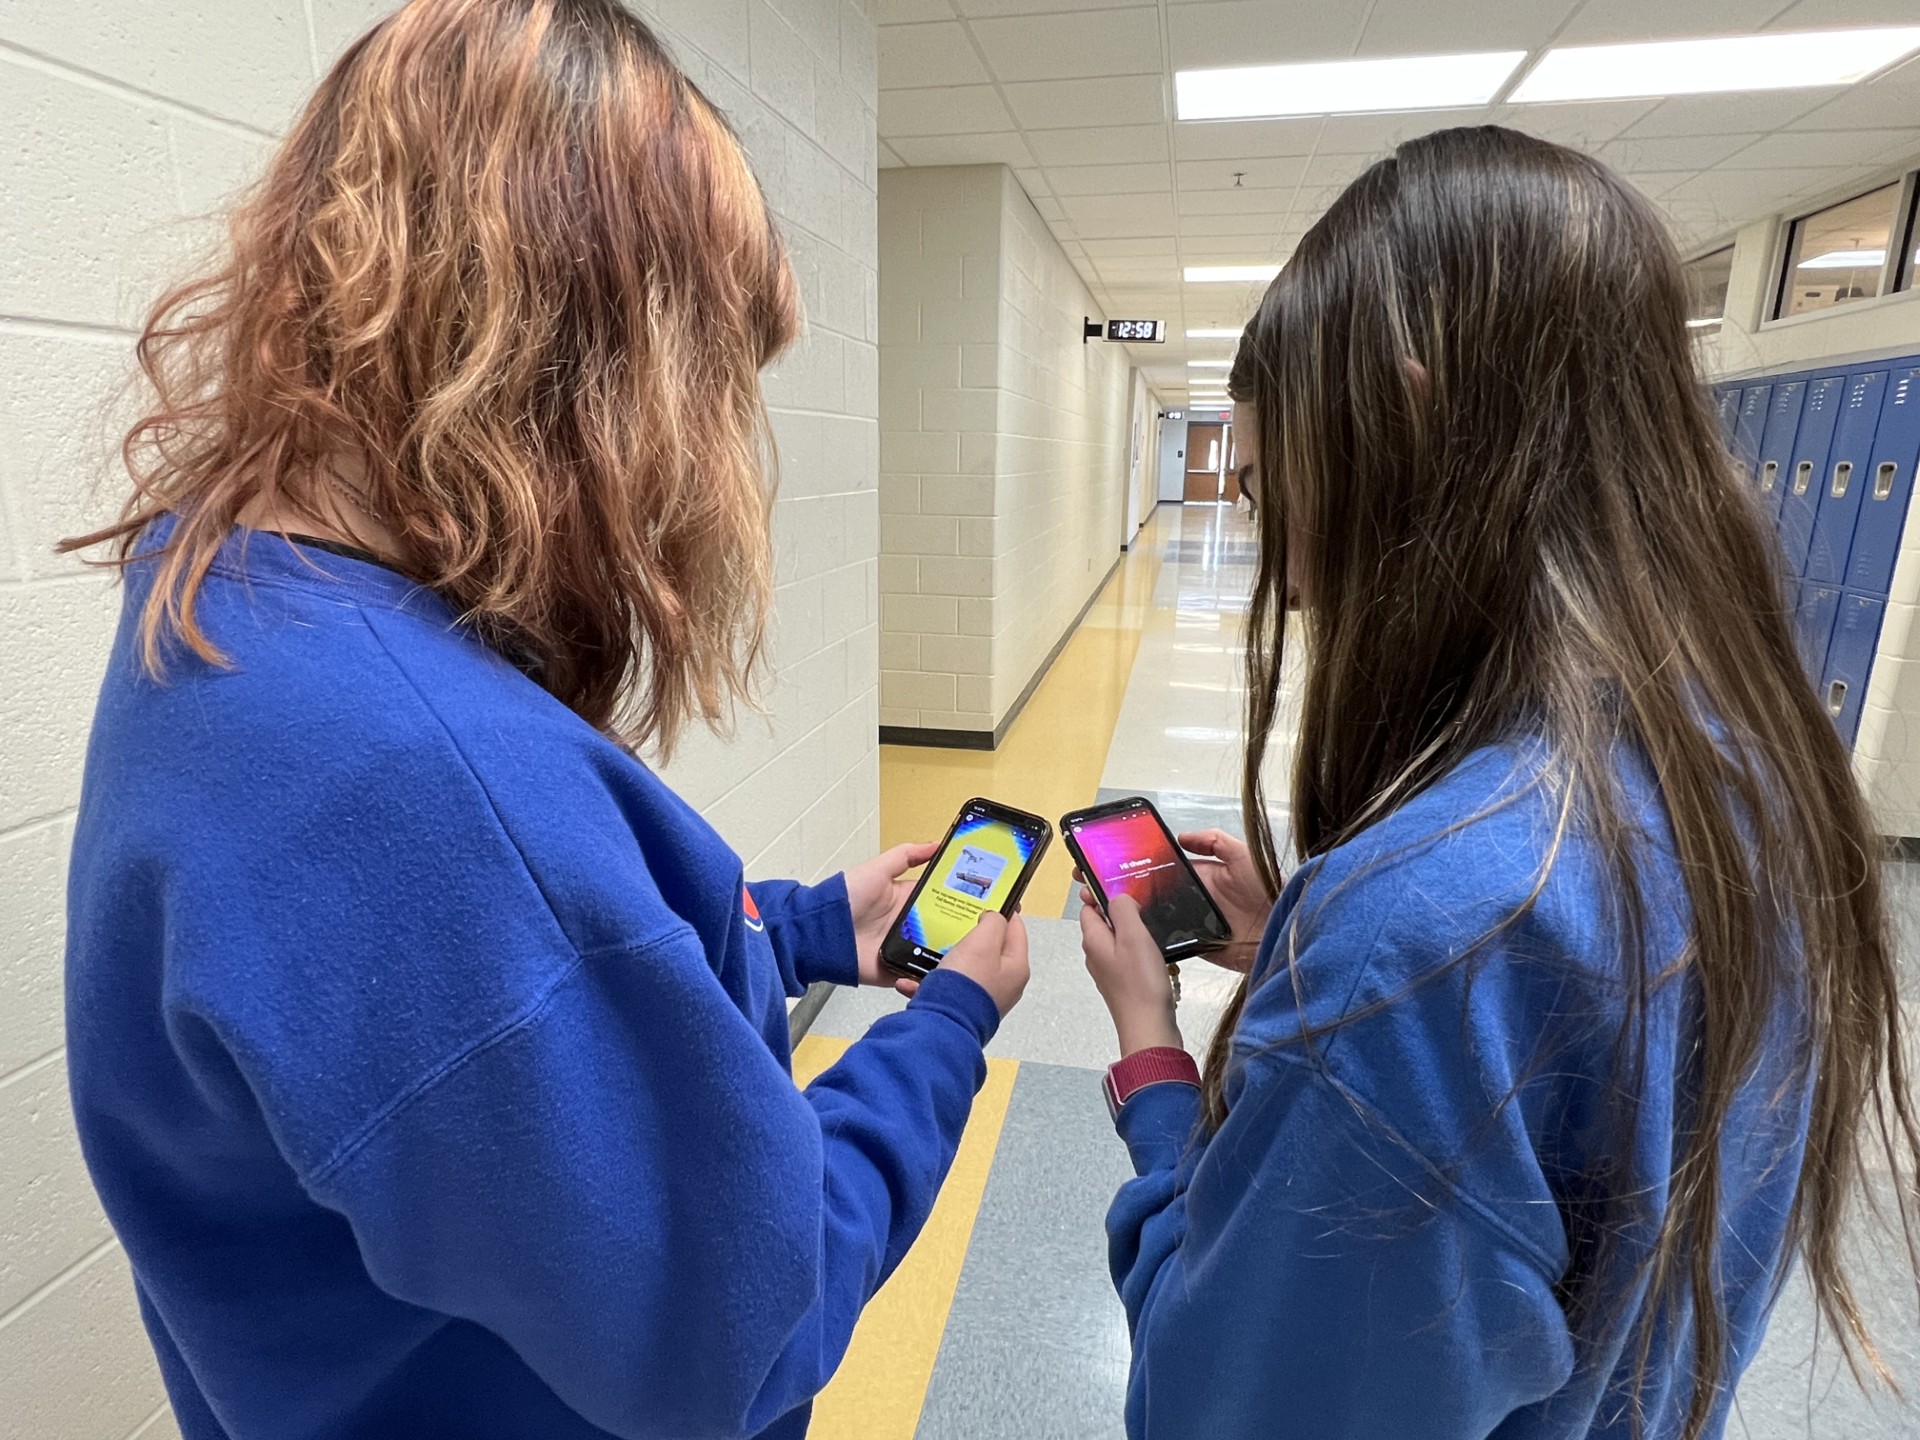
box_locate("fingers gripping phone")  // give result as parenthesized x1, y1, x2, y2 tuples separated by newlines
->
(1061, 797, 1231, 962)
(881, 798, 1052, 980)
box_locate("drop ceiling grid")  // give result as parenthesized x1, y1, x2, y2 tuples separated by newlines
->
(876, 0, 1920, 397)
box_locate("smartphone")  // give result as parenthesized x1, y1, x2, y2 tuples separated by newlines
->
(1060, 796, 1231, 962)
(880, 798, 1052, 980)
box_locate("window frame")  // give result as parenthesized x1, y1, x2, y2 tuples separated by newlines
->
(1767, 171, 1920, 324)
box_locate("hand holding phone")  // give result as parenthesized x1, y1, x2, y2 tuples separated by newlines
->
(880, 798, 1052, 981)
(1060, 797, 1232, 962)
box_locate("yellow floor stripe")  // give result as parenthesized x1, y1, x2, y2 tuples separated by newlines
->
(879, 519, 1168, 916)
(792, 1033, 1020, 1440)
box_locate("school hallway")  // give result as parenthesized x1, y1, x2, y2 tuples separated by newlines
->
(799, 502, 1920, 1440)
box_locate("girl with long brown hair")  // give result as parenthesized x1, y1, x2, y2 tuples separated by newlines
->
(1080, 125, 1919, 1439)
(63, 3, 1027, 1437)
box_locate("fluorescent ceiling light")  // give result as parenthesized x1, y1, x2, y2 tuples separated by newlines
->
(1177, 51, 1525, 121)
(1799, 248, 1886, 269)
(1685, 317, 1721, 329)
(1510, 27, 1920, 104)
(1186, 265, 1280, 283)
(1186, 327, 1244, 338)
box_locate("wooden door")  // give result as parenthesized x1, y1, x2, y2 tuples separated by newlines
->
(1184, 423, 1223, 502)
(1221, 425, 1241, 502)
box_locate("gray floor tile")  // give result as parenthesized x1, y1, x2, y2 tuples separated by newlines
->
(914, 1061, 1135, 1440)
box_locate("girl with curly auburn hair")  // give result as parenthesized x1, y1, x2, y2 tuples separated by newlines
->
(63, 4, 1028, 1436)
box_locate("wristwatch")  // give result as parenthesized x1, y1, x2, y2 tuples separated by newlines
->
(1103, 1046, 1201, 1123)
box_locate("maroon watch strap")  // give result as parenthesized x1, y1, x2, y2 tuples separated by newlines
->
(1104, 1046, 1201, 1120)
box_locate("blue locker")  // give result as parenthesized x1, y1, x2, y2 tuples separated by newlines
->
(1731, 383, 1771, 482)
(1777, 374, 1845, 574)
(1805, 368, 1888, 585)
(1820, 590, 1886, 746)
(1755, 377, 1807, 518)
(1843, 364, 1920, 597)
(1793, 582, 1841, 688)
(1715, 385, 1740, 441)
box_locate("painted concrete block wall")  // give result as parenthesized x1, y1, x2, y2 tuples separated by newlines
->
(877, 164, 1127, 734)
(989, 168, 1129, 722)
(0, 1, 879, 1434)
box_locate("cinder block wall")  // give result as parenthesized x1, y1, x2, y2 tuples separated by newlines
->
(0, 1, 880, 1434)
(877, 163, 1129, 737)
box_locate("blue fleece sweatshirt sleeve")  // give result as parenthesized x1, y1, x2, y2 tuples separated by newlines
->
(749, 876, 859, 993)
(302, 933, 997, 1440)
(1109, 1050, 1576, 1438)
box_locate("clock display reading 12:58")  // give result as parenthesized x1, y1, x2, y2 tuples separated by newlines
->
(1105, 319, 1165, 343)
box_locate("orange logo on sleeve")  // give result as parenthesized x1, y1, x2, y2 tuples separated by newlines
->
(742, 886, 765, 932)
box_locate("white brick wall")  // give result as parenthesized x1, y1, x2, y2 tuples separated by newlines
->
(0, 0, 879, 1432)
(877, 164, 1129, 735)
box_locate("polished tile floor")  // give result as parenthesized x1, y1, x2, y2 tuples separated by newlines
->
(800, 501, 1920, 1440)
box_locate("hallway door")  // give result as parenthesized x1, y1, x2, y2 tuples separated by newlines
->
(1185, 423, 1223, 502)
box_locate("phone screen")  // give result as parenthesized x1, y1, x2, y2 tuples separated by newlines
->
(897, 810, 1045, 960)
(1069, 805, 1228, 955)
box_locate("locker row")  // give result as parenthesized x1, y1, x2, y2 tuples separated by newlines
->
(1712, 355, 1920, 747)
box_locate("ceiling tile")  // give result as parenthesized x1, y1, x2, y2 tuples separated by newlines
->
(1177, 187, 1292, 216)
(1767, 0, 1920, 28)
(1044, 162, 1174, 195)
(1174, 117, 1324, 161)
(1598, 133, 1762, 172)
(1621, 91, 1828, 140)
(1014, 165, 1051, 196)
(1789, 59, 1920, 132)
(879, 85, 1015, 136)
(1493, 99, 1657, 149)
(876, 0, 951, 20)
(1176, 154, 1309, 190)
(1359, 0, 1576, 53)
(969, 8, 1163, 82)
(1554, 0, 1785, 44)
(1178, 236, 1287, 257)
(1178, 211, 1288, 236)
(1660, 166, 1857, 220)
(1080, 235, 1179, 256)
(1621, 169, 1701, 199)
(1301, 151, 1374, 187)
(1002, 74, 1167, 128)
(1721, 128, 1920, 171)
(1062, 191, 1177, 225)
(958, 0, 1156, 12)
(880, 22, 990, 87)
(888, 132, 1040, 166)
(1059, 209, 1187, 237)
(1167, 2, 1366, 70)
(1315, 108, 1496, 155)
(879, 141, 908, 169)
(1025, 124, 1170, 165)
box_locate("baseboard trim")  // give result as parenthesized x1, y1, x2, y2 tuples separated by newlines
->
(879, 551, 1125, 753)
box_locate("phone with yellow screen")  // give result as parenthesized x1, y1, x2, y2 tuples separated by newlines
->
(880, 798, 1052, 980)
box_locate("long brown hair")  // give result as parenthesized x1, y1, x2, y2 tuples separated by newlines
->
(63, 0, 798, 753)
(1212, 126, 1919, 1437)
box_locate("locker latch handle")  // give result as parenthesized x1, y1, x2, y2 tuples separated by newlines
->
(1827, 679, 1847, 717)
(1761, 460, 1779, 492)
(1792, 460, 1813, 496)
(1874, 462, 1898, 501)
(1831, 460, 1852, 498)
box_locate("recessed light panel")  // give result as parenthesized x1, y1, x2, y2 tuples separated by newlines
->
(1177, 51, 1525, 121)
(1187, 360, 1233, 368)
(1186, 327, 1245, 338)
(1185, 265, 1281, 283)
(1510, 27, 1920, 104)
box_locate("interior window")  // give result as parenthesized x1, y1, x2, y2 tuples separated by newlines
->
(1777, 184, 1902, 318)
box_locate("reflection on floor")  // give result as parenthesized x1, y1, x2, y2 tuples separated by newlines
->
(804, 501, 1920, 1440)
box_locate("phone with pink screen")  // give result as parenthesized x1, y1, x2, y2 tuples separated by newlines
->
(1060, 796, 1231, 961)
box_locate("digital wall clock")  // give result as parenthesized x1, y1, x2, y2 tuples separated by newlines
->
(1084, 317, 1166, 343)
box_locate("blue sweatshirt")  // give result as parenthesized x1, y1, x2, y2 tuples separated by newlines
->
(66, 525, 1002, 1440)
(1109, 744, 1811, 1439)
